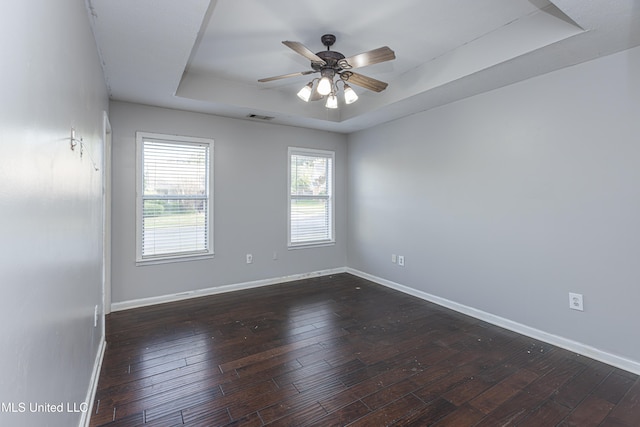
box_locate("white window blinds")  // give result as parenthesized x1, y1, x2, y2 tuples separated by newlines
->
(136, 132, 213, 262)
(288, 148, 335, 247)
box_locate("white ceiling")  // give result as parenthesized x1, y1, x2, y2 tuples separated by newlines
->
(87, 0, 640, 133)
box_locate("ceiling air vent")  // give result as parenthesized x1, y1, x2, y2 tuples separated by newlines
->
(246, 114, 275, 121)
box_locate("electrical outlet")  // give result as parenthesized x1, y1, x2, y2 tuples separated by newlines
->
(246, 254, 253, 264)
(398, 255, 405, 266)
(392, 254, 397, 263)
(569, 293, 583, 311)
(273, 251, 278, 260)
(94, 305, 99, 327)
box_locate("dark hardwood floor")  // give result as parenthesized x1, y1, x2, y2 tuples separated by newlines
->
(90, 273, 640, 426)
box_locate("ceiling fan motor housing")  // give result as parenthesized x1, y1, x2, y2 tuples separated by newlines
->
(312, 50, 346, 71)
(311, 34, 345, 73)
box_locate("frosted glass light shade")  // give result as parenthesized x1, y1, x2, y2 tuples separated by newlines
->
(297, 83, 313, 102)
(317, 77, 332, 96)
(343, 84, 358, 104)
(325, 94, 338, 109)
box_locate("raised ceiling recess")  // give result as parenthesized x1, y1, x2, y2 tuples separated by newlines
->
(87, 0, 640, 133)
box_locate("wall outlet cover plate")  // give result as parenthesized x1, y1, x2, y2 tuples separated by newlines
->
(569, 292, 583, 311)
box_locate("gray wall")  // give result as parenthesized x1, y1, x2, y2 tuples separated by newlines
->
(110, 101, 348, 303)
(347, 45, 640, 363)
(0, 1, 108, 426)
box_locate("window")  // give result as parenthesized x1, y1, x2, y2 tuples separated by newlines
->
(136, 132, 213, 263)
(288, 147, 335, 247)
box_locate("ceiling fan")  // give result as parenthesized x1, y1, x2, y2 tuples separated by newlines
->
(258, 34, 395, 107)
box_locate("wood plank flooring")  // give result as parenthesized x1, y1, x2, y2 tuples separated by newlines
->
(90, 273, 640, 426)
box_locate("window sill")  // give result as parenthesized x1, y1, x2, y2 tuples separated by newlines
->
(288, 241, 336, 250)
(136, 253, 214, 266)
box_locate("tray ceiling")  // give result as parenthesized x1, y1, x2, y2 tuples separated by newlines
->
(87, 0, 640, 133)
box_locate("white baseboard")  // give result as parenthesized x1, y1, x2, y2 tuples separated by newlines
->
(111, 268, 347, 312)
(347, 268, 640, 376)
(80, 336, 106, 427)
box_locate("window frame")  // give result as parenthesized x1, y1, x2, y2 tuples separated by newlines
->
(287, 147, 335, 249)
(135, 132, 214, 265)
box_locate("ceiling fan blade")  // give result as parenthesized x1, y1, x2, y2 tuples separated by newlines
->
(282, 41, 326, 65)
(258, 70, 315, 83)
(340, 46, 395, 69)
(341, 71, 388, 92)
(310, 85, 323, 101)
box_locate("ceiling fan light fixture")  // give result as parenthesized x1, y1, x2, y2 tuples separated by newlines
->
(317, 76, 333, 96)
(343, 84, 358, 104)
(297, 82, 313, 102)
(325, 93, 338, 109)
(259, 35, 395, 110)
